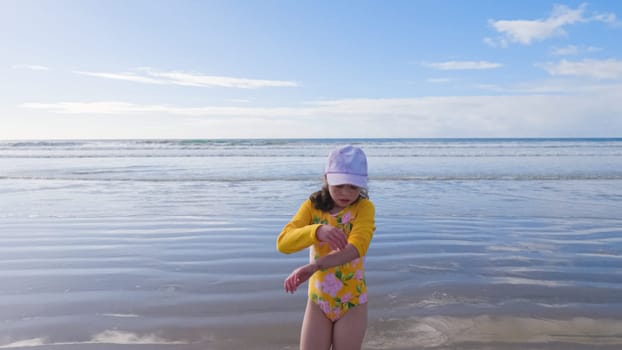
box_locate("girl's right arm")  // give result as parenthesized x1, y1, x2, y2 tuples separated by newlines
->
(276, 200, 322, 254)
(284, 244, 358, 293)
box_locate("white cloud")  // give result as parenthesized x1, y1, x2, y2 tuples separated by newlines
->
(12, 64, 50, 71)
(421, 61, 502, 70)
(227, 99, 252, 103)
(426, 78, 456, 84)
(74, 68, 298, 89)
(483, 37, 508, 48)
(18, 85, 622, 138)
(550, 45, 580, 56)
(21, 101, 171, 114)
(487, 4, 617, 46)
(19, 101, 311, 118)
(540, 59, 622, 79)
(476, 78, 622, 94)
(550, 45, 603, 56)
(74, 71, 165, 84)
(145, 69, 298, 88)
(592, 11, 617, 24)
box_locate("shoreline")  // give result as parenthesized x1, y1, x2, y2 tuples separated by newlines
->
(3, 313, 622, 349)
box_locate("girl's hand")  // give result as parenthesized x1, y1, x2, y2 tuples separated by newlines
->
(284, 263, 318, 294)
(316, 225, 347, 251)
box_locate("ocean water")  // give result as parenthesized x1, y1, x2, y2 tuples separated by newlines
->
(1, 138, 621, 349)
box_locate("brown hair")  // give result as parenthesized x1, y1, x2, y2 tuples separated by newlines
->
(309, 183, 369, 212)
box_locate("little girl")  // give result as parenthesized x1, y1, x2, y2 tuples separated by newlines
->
(277, 145, 376, 350)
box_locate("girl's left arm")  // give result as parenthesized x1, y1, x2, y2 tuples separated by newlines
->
(345, 199, 376, 257)
(313, 199, 375, 268)
(316, 199, 375, 268)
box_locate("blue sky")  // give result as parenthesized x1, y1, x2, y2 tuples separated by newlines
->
(2, 0, 622, 139)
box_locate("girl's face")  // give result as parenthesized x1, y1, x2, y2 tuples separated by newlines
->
(328, 184, 361, 209)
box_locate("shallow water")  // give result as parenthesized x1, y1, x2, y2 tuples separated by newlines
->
(1, 139, 621, 349)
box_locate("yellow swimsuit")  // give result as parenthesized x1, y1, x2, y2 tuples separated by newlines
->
(277, 198, 375, 321)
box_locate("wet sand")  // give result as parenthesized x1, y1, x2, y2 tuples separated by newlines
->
(1, 211, 621, 349)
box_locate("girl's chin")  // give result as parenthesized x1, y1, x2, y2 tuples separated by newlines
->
(335, 200, 352, 207)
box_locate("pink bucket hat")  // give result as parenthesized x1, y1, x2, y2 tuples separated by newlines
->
(324, 145, 368, 188)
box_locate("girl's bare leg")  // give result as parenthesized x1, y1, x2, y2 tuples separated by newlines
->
(332, 303, 368, 350)
(300, 299, 333, 350)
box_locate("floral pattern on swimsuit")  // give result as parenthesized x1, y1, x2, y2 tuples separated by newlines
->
(309, 210, 367, 321)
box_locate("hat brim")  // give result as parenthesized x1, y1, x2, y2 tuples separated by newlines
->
(326, 173, 367, 188)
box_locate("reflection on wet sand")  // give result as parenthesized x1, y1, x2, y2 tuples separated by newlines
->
(0, 330, 188, 348)
(366, 316, 622, 349)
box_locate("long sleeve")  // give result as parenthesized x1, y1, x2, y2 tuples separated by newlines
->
(276, 200, 321, 254)
(347, 199, 375, 257)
